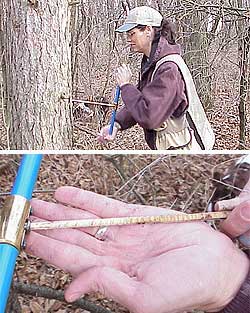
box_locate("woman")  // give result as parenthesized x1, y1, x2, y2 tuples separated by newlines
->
(98, 6, 214, 150)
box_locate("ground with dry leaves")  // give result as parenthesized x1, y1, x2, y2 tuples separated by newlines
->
(0, 154, 245, 313)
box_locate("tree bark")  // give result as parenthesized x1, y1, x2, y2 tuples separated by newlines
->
(0, 0, 73, 149)
(237, 0, 250, 149)
(238, 26, 250, 149)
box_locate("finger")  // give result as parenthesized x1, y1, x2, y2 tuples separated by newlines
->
(122, 63, 130, 71)
(98, 132, 109, 144)
(31, 224, 103, 255)
(122, 63, 130, 72)
(97, 135, 106, 144)
(104, 129, 117, 140)
(55, 187, 182, 219)
(27, 227, 126, 269)
(65, 266, 141, 313)
(31, 199, 99, 219)
(220, 200, 250, 238)
(30, 199, 100, 236)
(103, 136, 113, 141)
(121, 64, 128, 71)
(116, 70, 123, 79)
(99, 128, 105, 136)
(214, 197, 242, 211)
(54, 187, 134, 218)
(116, 67, 123, 74)
(103, 131, 115, 141)
(128, 64, 132, 75)
(26, 231, 100, 276)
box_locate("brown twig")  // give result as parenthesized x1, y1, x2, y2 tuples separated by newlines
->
(72, 99, 115, 108)
(103, 155, 146, 204)
(13, 282, 111, 313)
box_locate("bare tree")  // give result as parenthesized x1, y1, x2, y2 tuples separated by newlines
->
(174, 0, 212, 108)
(0, 0, 73, 149)
(237, 0, 250, 148)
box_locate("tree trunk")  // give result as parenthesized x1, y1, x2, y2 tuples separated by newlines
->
(0, 0, 73, 149)
(179, 6, 212, 109)
(237, 20, 250, 149)
(236, 0, 250, 149)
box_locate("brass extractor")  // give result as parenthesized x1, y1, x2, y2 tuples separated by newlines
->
(0, 195, 31, 251)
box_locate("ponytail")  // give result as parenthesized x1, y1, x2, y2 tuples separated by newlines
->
(155, 19, 176, 45)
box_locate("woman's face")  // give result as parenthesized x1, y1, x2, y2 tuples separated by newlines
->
(126, 26, 153, 56)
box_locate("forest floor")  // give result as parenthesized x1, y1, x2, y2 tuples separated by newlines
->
(0, 153, 247, 313)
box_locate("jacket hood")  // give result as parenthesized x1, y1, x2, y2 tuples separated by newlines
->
(153, 36, 181, 61)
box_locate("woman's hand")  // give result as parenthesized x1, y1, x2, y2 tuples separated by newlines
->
(26, 187, 249, 313)
(97, 124, 119, 143)
(116, 64, 132, 87)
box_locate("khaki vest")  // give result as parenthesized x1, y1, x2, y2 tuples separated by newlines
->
(151, 54, 215, 150)
(154, 115, 193, 150)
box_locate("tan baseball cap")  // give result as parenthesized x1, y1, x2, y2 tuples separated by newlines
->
(116, 6, 163, 33)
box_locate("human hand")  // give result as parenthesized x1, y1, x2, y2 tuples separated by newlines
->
(97, 124, 119, 143)
(116, 64, 132, 87)
(26, 187, 249, 313)
(215, 177, 250, 247)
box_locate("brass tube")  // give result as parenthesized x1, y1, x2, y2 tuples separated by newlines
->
(0, 195, 31, 251)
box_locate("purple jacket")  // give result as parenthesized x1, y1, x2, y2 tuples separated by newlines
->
(115, 36, 188, 149)
(220, 265, 250, 313)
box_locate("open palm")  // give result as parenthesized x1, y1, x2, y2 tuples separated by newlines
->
(26, 187, 249, 313)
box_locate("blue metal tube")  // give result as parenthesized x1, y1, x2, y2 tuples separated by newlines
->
(113, 86, 121, 105)
(0, 245, 19, 313)
(109, 86, 121, 135)
(11, 154, 43, 199)
(0, 154, 42, 313)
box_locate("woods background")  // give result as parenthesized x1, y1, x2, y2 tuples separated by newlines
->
(0, 0, 250, 150)
(0, 153, 243, 313)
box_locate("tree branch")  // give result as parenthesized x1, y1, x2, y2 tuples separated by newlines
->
(13, 282, 111, 313)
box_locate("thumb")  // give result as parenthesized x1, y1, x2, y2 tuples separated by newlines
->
(65, 266, 141, 312)
(214, 197, 242, 211)
(220, 200, 250, 238)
